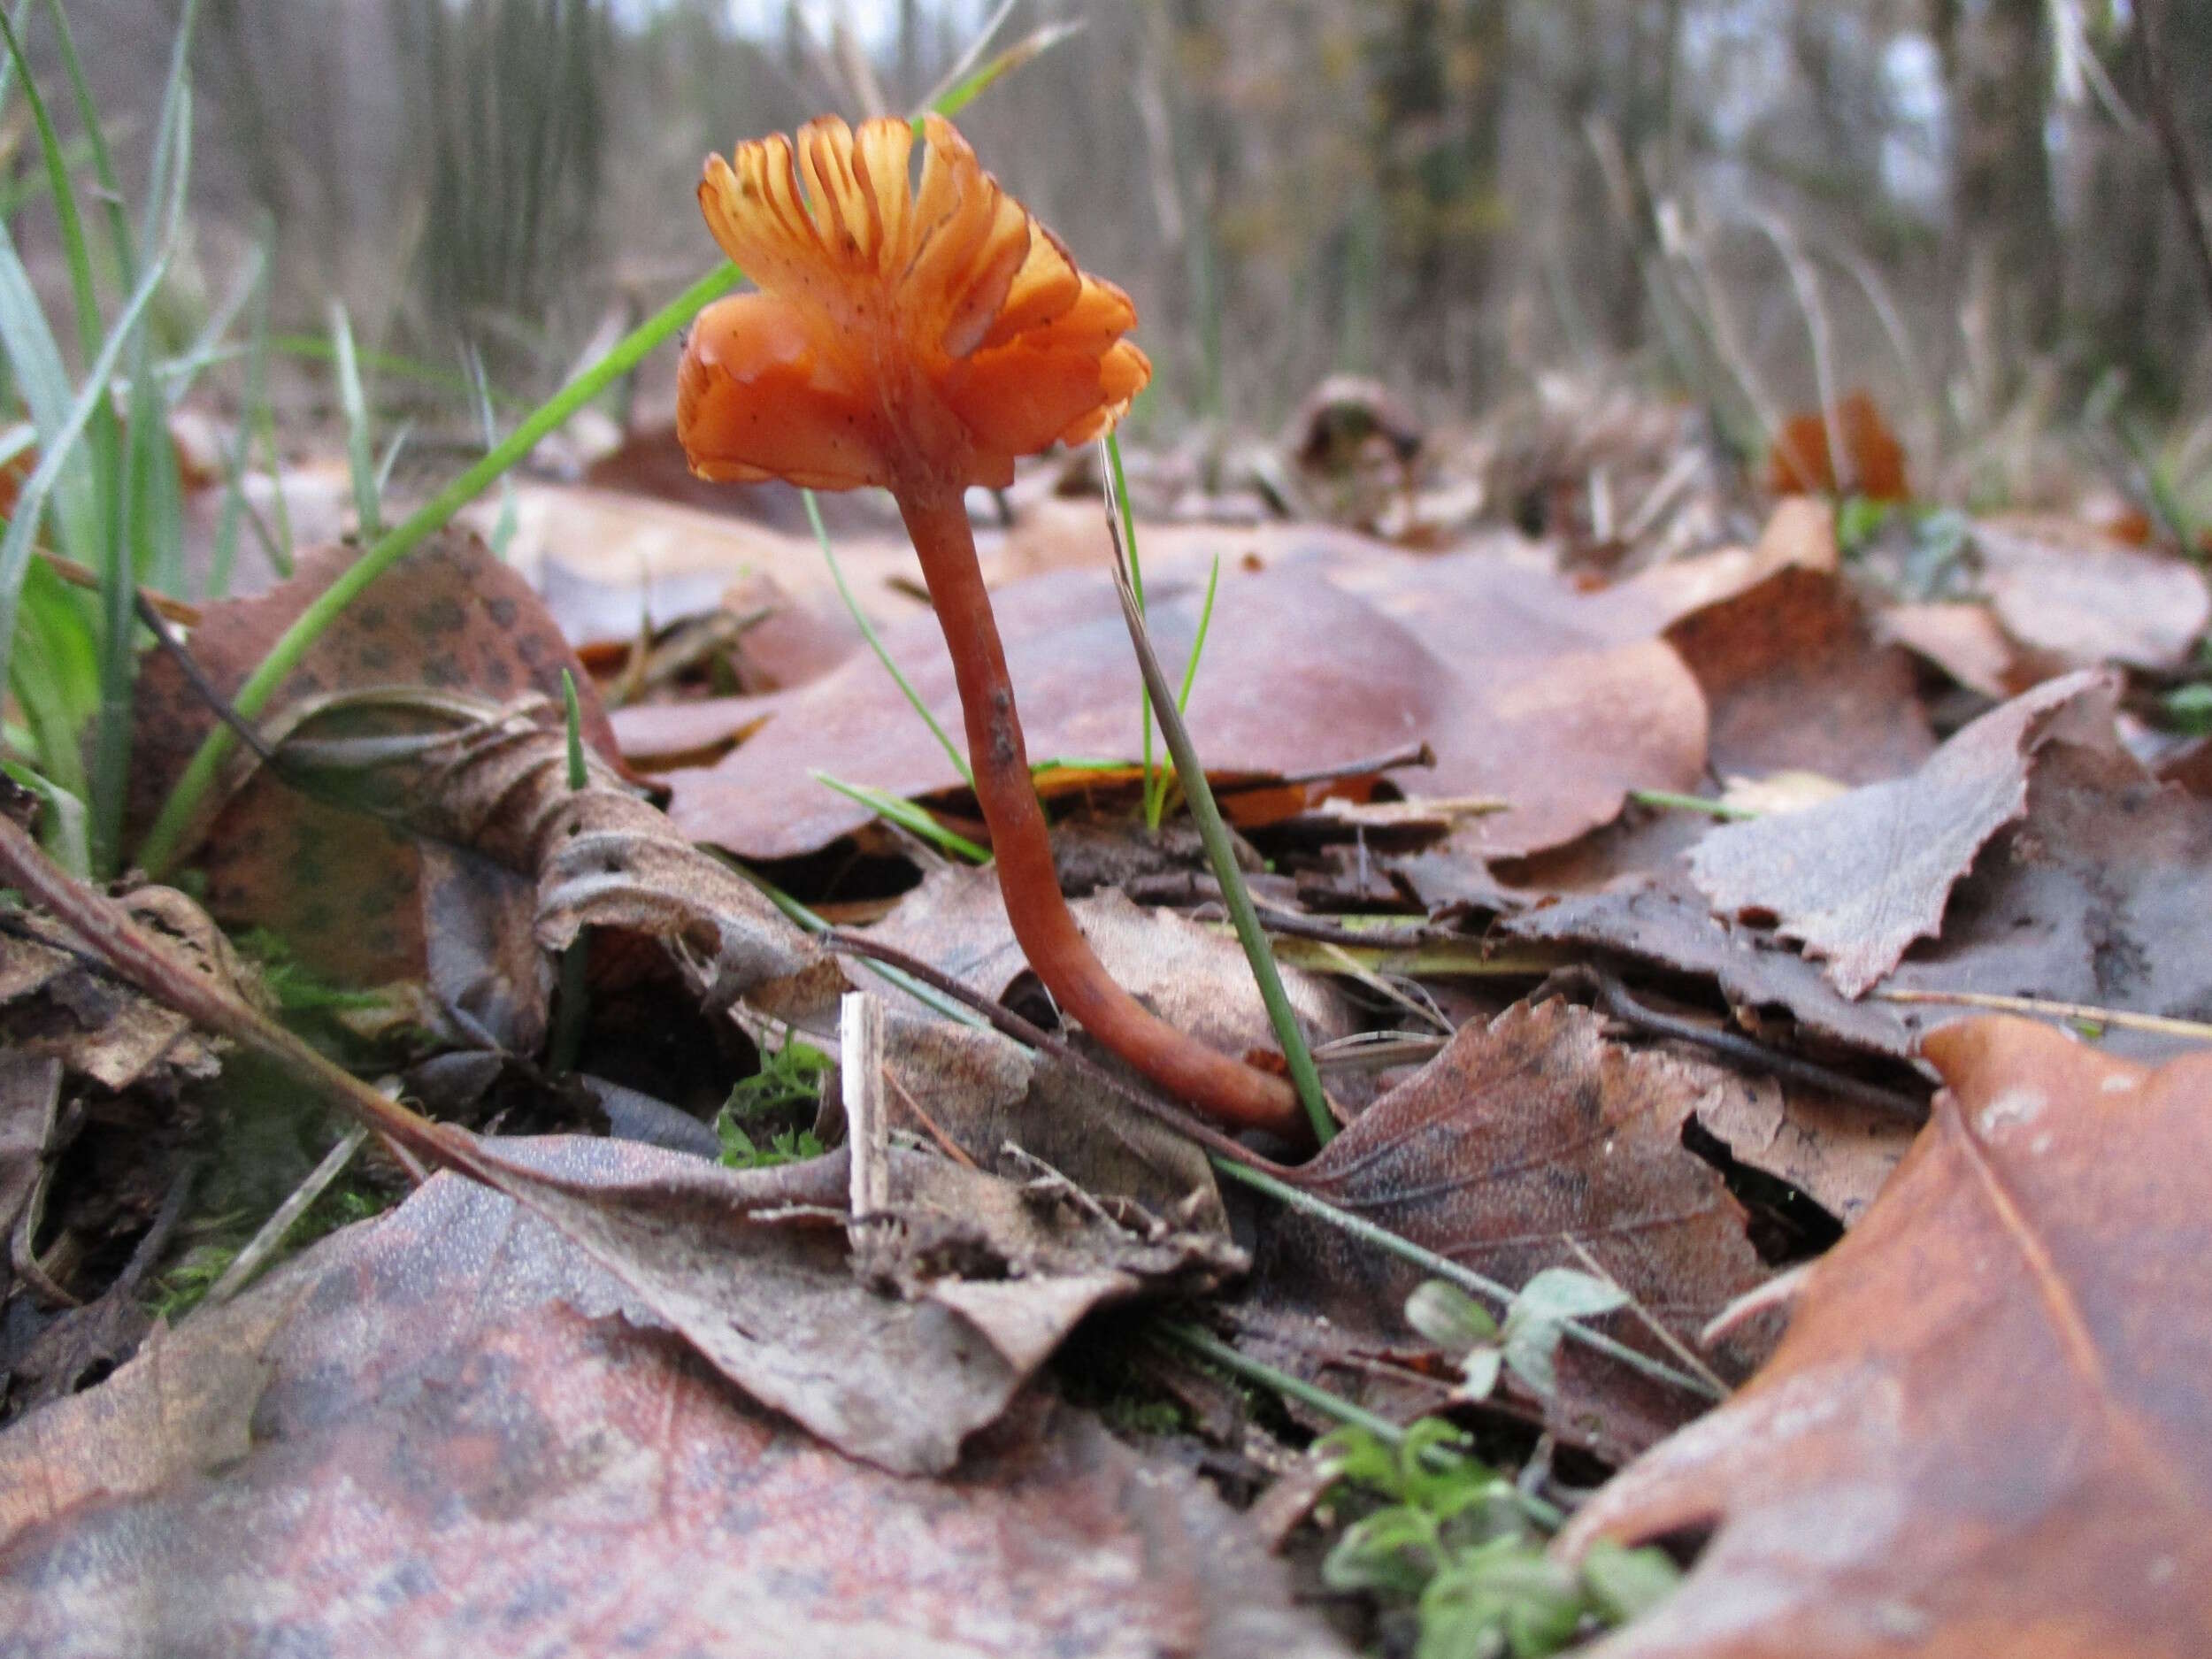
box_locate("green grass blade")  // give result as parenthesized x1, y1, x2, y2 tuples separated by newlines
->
(135, 0, 201, 261)
(0, 8, 98, 364)
(810, 770, 989, 864)
(204, 241, 274, 599)
(1177, 553, 1220, 715)
(328, 302, 381, 541)
(7, 560, 95, 800)
(0, 238, 171, 696)
(465, 347, 519, 559)
(137, 261, 744, 876)
(372, 419, 412, 501)
(1100, 459, 1333, 1144)
(1147, 550, 1222, 826)
(923, 20, 1086, 120)
(549, 667, 590, 1072)
(88, 67, 191, 869)
(96, 322, 162, 872)
(159, 241, 264, 407)
(35, 0, 132, 282)
(0, 757, 88, 878)
(0, 124, 101, 572)
(803, 488, 973, 789)
(1106, 432, 1163, 827)
(268, 335, 527, 408)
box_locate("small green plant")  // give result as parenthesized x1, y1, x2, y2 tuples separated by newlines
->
(148, 1177, 389, 1323)
(1407, 1271, 1631, 1403)
(1319, 1419, 1680, 1659)
(718, 1120, 826, 1170)
(715, 1039, 830, 1169)
(232, 927, 399, 1018)
(2163, 682, 2212, 736)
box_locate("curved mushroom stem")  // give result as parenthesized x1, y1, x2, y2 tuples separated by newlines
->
(895, 487, 1309, 1142)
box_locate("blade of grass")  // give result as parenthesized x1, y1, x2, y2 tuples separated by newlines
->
(923, 19, 1086, 121)
(917, 0, 1018, 111)
(6, 559, 96, 800)
(1156, 1320, 1409, 1444)
(90, 63, 192, 872)
(134, 0, 200, 262)
(0, 9, 98, 364)
(1207, 1156, 1726, 1402)
(137, 260, 743, 877)
(207, 234, 275, 597)
(372, 419, 412, 501)
(1625, 788, 1757, 820)
(809, 770, 989, 864)
(0, 234, 96, 565)
(267, 334, 529, 408)
(0, 237, 171, 696)
(803, 488, 972, 789)
(0, 756, 88, 877)
(157, 239, 263, 405)
(1145, 548, 1220, 826)
(329, 301, 381, 541)
(1099, 444, 1333, 1144)
(1106, 432, 1161, 826)
(465, 346, 519, 559)
(37, 0, 134, 283)
(712, 851, 988, 1032)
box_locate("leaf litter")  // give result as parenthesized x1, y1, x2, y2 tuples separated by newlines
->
(8, 360, 2212, 1659)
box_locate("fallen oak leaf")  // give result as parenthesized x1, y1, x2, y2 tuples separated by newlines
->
(1247, 999, 1770, 1459)
(1558, 1017, 2212, 1659)
(0, 817, 1125, 1474)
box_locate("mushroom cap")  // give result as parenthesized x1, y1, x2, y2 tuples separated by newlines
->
(677, 114, 1150, 494)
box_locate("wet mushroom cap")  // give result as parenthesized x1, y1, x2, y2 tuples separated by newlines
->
(677, 114, 1152, 494)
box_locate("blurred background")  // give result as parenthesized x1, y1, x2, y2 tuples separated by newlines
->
(34, 0, 2212, 497)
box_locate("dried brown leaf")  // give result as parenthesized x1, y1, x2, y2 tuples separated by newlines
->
(1687, 671, 2113, 996)
(1249, 1000, 1771, 1453)
(0, 1154, 1339, 1658)
(1560, 1018, 2212, 1659)
(663, 565, 1441, 859)
(1663, 566, 1934, 785)
(1974, 513, 2212, 673)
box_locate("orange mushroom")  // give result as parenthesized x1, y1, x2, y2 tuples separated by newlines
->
(677, 115, 1305, 1142)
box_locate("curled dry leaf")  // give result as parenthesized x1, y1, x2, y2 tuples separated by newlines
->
(1687, 671, 2115, 997)
(1248, 999, 1772, 1455)
(0, 1153, 1338, 1659)
(127, 528, 627, 986)
(1559, 1018, 2212, 1659)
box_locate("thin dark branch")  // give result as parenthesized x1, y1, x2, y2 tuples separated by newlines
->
(133, 589, 281, 768)
(1544, 964, 1930, 1122)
